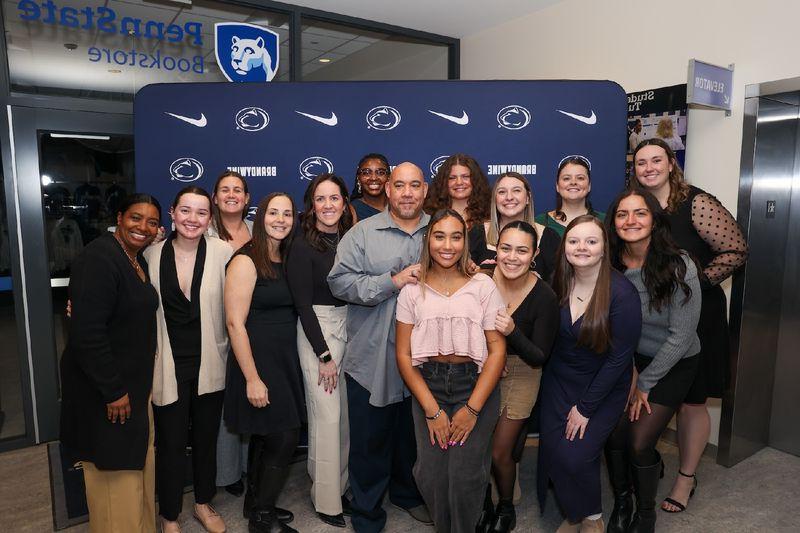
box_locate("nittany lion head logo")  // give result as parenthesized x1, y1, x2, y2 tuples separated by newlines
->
(299, 157, 334, 181)
(497, 105, 532, 130)
(169, 158, 204, 183)
(236, 107, 270, 132)
(215, 23, 279, 82)
(366, 106, 401, 130)
(430, 155, 450, 178)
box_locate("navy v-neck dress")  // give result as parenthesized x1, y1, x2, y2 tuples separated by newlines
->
(537, 271, 642, 522)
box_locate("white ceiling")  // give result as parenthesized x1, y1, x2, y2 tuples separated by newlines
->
(286, 0, 565, 38)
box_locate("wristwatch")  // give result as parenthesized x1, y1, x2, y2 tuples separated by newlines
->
(318, 351, 332, 363)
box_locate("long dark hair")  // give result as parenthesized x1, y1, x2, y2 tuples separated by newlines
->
(632, 138, 690, 213)
(423, 153, 491, 229)
(250, 192, 295, 279)
(351, 153, 390, 200)
(606, 189, 692, 312)
(552, 215, 612, 353)
(419, 209, 472, 295)
(301, 173, 354, 251)
(554, 156, 596, 222)
(211, 171, 250, 241)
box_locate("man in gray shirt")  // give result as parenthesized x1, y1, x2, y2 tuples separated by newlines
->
(328, 162, 431, 532)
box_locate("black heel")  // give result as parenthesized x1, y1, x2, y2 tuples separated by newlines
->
(661, 470, 697, 513)
(475, 485, 494, 533)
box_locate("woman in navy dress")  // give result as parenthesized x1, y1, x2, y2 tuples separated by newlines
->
(537, 215, 642, 532)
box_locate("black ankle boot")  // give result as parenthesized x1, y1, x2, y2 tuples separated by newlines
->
(489, 499, 516, 532)
(249, 509, 298, 533)
(475, 484, 494, 533)
(604, 448, 633, 533)
(628, 451, 662, 533)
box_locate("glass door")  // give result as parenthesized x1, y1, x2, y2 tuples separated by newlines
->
(7, 107, 132, 445)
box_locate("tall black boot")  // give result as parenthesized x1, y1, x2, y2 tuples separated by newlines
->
(604, 447, 633, 533)
(628, 451, 662, 533)
(249, 464, 297, 533)
(244, 439, 293, 523)
(489, 499, 516, 532)
(475, 484, 494, 533)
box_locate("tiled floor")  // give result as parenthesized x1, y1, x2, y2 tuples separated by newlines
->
(2, 439, 799, 532)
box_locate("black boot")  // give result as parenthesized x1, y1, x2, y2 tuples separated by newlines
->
(249, 509, 298, 533)
(244, 439, 293, 523)
(628, 451, 662, 533)
(475, 484, 494, 533)
(489, 499, 516, 532)
(604, 447, 633, 533)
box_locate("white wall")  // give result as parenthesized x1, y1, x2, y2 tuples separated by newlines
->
(460, 0, 800, 444)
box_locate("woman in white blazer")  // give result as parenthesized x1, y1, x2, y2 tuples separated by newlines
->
(143, 186, 232, 533)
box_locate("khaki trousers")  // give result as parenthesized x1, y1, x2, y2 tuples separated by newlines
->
(296, 305, 349, 515)
(82, 402, 156, 533)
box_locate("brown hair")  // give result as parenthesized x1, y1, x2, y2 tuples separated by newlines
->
(301, 173, 354, 251)
(418, 209, 472, 295)
(632, 138, 689, 213)
(423, 153, 491, 229)
(249, 192, 295, 280)
(211, 171, 250, 241)
(552, 215, 613, 353)
(554, 156, 596, 222)
(487, 172, 536, 247)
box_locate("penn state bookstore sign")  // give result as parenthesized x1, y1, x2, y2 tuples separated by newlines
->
(14, 0, 279, 80)
(135, 80, 628, 219)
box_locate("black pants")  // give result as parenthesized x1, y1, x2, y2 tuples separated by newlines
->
(153, 379, 224, 521)
(345, 373, 423, 533)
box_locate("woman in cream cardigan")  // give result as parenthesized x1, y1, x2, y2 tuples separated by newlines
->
(144, 186, 232, 533)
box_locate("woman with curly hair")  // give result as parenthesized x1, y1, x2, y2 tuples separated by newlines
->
(423, 153, 491, 229)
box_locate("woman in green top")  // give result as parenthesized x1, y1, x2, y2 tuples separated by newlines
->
(535, 156, 604, 237)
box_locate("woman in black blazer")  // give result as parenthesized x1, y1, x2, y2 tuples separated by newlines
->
(59, 194, 162, 533)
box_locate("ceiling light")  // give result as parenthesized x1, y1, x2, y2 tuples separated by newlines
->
(41, 174, 52, 186)
(318, 58, 331, 63)
(50, 133, 111, 140)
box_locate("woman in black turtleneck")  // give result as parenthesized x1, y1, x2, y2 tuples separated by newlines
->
(286, 173, 354, 528)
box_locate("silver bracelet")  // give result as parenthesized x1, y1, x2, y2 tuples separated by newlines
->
(425, 408, 443, 420)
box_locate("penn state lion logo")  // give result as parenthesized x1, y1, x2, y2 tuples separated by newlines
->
(215, 23, 279, 82)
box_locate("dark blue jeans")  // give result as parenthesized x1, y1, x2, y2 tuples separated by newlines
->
(412, 362, 500, 533)
(345, 374, 423, 533)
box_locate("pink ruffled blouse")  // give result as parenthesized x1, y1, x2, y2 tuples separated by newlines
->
(396, 273, 506, 370)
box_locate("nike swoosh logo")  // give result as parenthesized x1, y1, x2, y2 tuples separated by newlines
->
(428, 110, 469, 125)
(165, 112, 207, 127)
(295, 111, 338, 126)
(557, 109, 597, 125)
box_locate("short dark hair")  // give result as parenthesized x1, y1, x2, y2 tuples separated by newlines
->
(117, 193, 162, 220)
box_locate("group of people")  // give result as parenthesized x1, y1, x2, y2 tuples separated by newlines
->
(59, 139, 747, 533)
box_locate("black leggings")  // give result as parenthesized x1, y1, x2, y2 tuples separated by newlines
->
(606, 402, 676, 466)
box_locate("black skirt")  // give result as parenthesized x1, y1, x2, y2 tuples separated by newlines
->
(635, 353, 699, 408)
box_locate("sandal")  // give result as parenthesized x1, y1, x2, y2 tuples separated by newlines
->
(661, 470, 697, 513)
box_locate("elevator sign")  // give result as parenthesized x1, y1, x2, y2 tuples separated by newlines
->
(687, 59, 734, 112)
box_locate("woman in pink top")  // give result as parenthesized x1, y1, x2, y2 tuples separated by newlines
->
(396, 209, 506, 533)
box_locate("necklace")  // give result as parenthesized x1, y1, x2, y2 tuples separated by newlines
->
(114, 235, 143, 276)
(321, 231, 340, 250)
(443, 271, 452, 296)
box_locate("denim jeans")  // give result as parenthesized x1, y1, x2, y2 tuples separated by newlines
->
(412, 362, 500, 533)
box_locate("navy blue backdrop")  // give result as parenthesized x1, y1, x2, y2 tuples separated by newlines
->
(134, 80, 627, 220)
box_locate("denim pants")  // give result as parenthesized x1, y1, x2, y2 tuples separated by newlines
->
(412, 362, 500, 533)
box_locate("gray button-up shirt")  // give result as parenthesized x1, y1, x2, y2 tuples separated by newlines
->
(328, 209, 430, 407)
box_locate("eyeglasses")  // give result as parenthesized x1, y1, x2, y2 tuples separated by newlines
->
(358, 168, 389, 177)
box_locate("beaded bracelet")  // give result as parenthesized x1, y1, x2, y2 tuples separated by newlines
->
(425, 408, 443, 420)
(465, 403, 480, 417)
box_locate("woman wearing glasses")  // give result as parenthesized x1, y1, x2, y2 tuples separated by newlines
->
(351, 153, 390, 220)
(535, 156, 604, 238)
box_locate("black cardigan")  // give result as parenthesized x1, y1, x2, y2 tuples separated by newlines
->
(59, 234, 159, 470)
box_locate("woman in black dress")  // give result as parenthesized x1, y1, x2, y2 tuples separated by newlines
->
(537, 216, 641, 533)
(224, 193, 304, 533)
(469, 171, 560, 282)
(484, 221, 559, 533)
(350, 153, 389, 220)
(60, 194, 161, 533)
(633, 139, 748, 513)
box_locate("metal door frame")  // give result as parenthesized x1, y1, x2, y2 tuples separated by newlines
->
(1, 107, 132, 447)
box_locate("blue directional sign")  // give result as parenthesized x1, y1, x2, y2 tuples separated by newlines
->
(687, 59, 734, 111)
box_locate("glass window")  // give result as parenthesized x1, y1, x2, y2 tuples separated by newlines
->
(2, 0, 291, 100)
(301, 19, 448, 81)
